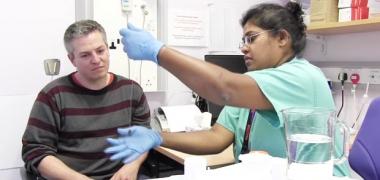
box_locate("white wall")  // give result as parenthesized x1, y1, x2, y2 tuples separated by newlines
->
(304, 31, 380, 62)
(0, 0, 76, 172)
(304, 31, 380, 131)
(0, 169, 21, 180)
(145, 0, 280, 111)
(91, 0, 160, 91)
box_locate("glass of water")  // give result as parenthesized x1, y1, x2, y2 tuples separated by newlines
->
(281, 107, 350, 180)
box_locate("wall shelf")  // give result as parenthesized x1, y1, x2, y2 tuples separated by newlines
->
(306, 18, 380, 35)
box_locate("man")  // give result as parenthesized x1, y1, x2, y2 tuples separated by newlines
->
(21, 20, 151, 180)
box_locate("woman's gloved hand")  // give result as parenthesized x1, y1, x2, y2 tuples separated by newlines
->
(104, 126, 163, 164)
(119, 23, 165, 65)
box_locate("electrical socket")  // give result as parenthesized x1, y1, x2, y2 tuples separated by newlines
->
(142, 77, 157, 92)
(361, 68, 380, 85)
(340, 68, 362, 84)
(321, 67, 380, 85)
(145, 79, 153, 87)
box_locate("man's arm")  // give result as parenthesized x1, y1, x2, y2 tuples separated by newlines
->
(22, 92, 90, 180)
(38, 156, 92, 180)
(110, 152, 148, 180)
(159, 123, 234, 155)
(132, 152, 148, 165)
(131, 82, 151, 127)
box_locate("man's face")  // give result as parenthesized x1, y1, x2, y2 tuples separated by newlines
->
(68, 30, 110, 82)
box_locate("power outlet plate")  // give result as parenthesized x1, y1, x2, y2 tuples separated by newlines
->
(360, 68, 380, 85)
(340, 68, 362, 84)
(321, 67, 380, 85)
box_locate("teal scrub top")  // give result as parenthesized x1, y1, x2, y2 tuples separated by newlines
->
(216, 57, 351, 178)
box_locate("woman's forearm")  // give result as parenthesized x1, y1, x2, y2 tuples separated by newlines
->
(159, 124, 234, 155)
(158, 47, 238, 106)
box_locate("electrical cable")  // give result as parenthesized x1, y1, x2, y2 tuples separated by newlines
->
(125, 12, 131, 79)
(128, 11, 134, 120)
(337, 72, 347, 117)
(139, 4, 146, 85)
(353, 86, 356, 120)
(194, 93, 208, 112)
(352, 75, 373, 128)
(123, 4, 146, 85)
(165, 91, 193, 106)
(337, 87, 344, 117)
(121, 5, 134, 118)
(350, 73, 360, 127)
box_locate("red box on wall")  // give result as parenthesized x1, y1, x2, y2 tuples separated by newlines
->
(339, 0, 380, 8)
(338, 7, 372, 22)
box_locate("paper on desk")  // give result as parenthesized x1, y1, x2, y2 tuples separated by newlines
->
(160, 105, 202, 132)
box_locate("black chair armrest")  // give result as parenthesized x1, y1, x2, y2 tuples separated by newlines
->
(19, 168, 39, 180)
(141, 150, 159, 178)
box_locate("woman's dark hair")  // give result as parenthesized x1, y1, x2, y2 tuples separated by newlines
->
(240, 1, 307, 57)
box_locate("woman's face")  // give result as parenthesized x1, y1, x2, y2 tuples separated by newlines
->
(240, 23, 287, 71)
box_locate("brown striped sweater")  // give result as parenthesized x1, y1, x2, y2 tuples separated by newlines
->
(21, 72, 151, 179)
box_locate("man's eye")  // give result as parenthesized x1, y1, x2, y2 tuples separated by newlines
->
(81, 54, 88, 58)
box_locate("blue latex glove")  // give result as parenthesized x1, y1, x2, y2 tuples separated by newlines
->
(104, 126, 163, 164)
(119, 23, 165, 65)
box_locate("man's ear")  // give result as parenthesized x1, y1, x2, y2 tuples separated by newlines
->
(68, 54, 76, 67)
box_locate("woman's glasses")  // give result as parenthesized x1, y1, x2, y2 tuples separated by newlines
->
(239, 29, 273, 49)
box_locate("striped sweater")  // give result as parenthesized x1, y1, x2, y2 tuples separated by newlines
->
(21, 72, 151, 179)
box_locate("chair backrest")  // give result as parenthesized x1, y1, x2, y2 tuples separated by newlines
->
(349, 96, 380, 180)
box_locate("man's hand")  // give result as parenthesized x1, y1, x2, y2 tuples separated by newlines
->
(110, 161, 140, 180)
(104, 126, 162, 164)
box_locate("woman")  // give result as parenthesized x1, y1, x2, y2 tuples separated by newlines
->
(105, 2, 351, 177)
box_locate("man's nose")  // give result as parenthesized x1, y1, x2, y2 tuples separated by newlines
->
(91, 53, 101, 63)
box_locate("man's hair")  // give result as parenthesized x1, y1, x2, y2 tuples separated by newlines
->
(63, 20, 108, 56)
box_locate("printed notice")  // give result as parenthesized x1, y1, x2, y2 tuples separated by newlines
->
(167, 10, 207, 47)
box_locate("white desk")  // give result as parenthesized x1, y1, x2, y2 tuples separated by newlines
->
(148, 162, 358, 180)
(154, 145, 235, 168)
(155, 134, 357, 168)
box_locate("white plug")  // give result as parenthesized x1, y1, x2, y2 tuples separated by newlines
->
(361, 94, 369, 104)
(140, 1, 146, 9)
(121, 0, 133, 12)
